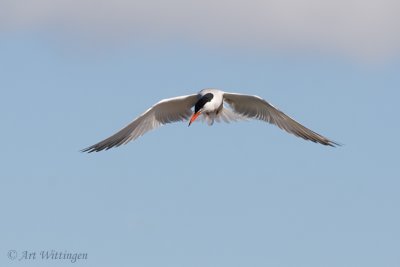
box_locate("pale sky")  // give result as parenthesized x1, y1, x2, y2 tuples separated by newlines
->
(1, 0, 400, 60)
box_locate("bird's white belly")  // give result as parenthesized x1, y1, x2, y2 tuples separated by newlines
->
(201, 101, 223, 125)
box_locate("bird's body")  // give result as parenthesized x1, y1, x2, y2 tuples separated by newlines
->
(82, 88, 338, 152)
(199, 88, 224, 114)
(194, 89, 224, 125)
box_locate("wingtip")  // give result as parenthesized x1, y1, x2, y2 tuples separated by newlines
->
(80, 145, 100, 153)
(331, 141, 343, 147)
(324, 138, 342, 147)
(80, 147, 93, 153)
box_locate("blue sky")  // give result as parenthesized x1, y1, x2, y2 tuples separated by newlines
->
(1, 1, 400, 267)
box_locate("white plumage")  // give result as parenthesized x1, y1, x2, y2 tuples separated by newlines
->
(82, 88, 338, 152)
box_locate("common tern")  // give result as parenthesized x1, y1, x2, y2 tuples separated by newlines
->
(82, 88, 338, 152)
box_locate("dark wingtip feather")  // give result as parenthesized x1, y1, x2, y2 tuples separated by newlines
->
(80, 144, 107, 153)
(80, 146, 97, 153)
(329, 140, 343, 147)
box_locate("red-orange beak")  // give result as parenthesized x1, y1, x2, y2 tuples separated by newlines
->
(188, 111, 201, 126)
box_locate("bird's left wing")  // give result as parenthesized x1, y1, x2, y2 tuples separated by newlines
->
(223, 92, 339, 146)
(82, 94, 199, 152)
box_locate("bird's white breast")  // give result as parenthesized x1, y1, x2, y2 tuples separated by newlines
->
(199, 88, 224, 112)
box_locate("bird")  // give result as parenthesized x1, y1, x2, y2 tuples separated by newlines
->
(82, 88, 339, 152)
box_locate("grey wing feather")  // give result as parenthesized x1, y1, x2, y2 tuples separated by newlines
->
(82, 94, 199, 152)
(219, 107, 247, 123)
(223, 92, 339, 146)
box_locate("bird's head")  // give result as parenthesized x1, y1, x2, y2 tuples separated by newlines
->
(188, 93, 214, 126)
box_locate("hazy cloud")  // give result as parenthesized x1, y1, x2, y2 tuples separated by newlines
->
(1, 0, 399, 60)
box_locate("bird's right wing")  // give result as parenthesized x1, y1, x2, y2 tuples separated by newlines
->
(223, 92, 339, 146)
(82, 94, 199, 152)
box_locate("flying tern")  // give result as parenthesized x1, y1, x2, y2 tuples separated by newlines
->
(82, 88, 338, 152)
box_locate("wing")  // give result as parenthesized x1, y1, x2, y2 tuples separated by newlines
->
(223, 92, 339, 146)
(82, 94, 199, 152)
